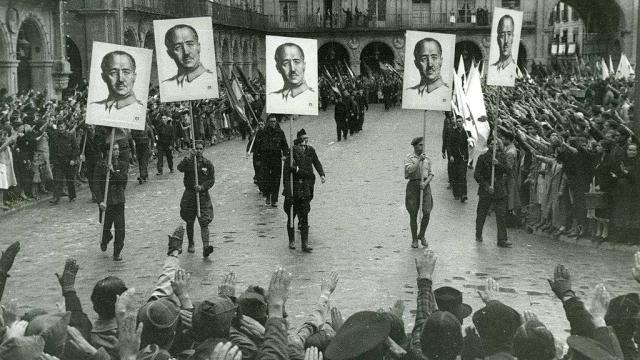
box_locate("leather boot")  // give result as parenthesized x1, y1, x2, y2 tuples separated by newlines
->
(201, 225, 213, 258)
(186, 222, 195, 252)
(287, 227, 295, 249)
(167, 225, 185, 255)
(301, 230, 312, 253)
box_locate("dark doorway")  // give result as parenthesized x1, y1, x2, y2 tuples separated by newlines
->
(454, 41, 483, 76)
(318, 42, 350, 75)
(65, 36, 83, 92)
(359, 41, 394, 76)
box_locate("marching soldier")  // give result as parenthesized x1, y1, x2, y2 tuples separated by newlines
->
(355, 88, 368, 133)
(446, 116, 470, 202)
(255, 114, 288, 207)
(132, 121, 155, 184)
(283, 129, 325, 252)
(405, 137, 434, 248)
(177, 140, 216, 258)
(95, 143, 128, 261)
(334, 93, 349, 141)
(474, 137, 512, 248)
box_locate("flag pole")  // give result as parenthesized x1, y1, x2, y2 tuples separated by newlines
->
(99, 128, 116, 243)
(189, 101, 201, 218)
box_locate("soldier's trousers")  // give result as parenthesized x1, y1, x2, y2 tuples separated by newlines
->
(52, 162, 76, 200)
(451, 161, 468, 199)
(336, 121, 348, 141)
(476, 195, 508, 242)
(100, 203, 125, 256)
(156, 145, 173, 173)
(136, 142, 150, 180)
(263, 157, 282, 204)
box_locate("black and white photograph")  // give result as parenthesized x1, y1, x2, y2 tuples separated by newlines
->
(402, 31, 455, 111)
(1, 2, 640, 359)
(86, 42, 152, 130)
(153, 17, 219, 102)
(266, 35, 318, 116)
(486, 7, 523, 87)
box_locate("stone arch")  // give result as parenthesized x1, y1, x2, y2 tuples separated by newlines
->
(318, 41, 350, 71)
(232, 39, 240, 64)
(359, 41, 394, 75)
(517, 41, 528, 70)
(124, 28, 138, 47)
(222, 38, 231, 63)
(544, 0, 627, 58)
(65, 36, 83, 90)
(454, 40, 484, 75)
(16, 13, 51, 61)
(143, 31, 155, 51)
(0, 23, 11, 61)
(16, 14, 51, 93)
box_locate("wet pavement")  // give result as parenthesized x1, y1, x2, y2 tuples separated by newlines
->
(0, 104, 637, 341)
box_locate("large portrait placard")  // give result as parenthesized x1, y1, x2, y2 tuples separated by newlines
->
(486, 7, 523, 87)
(401, 31, 455, 111)
(265, 35, 318, 116)
(85, 42, 152, 131)
(153, 17, 219, 103)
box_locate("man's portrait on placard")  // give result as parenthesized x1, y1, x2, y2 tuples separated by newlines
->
(402, 31, 456, 111)
(486, 8, 523, 87)
(265, 35, 318, 116)
(86, 42, 152, 131)
(153, 17, 219, 103)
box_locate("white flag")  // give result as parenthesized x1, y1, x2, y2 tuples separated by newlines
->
(601, 58, 610, 80)
(616, 53, 634, 79)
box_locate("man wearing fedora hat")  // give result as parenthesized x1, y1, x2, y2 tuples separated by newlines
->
(434, 286, 472, 323)
(283, 128, 325, 252)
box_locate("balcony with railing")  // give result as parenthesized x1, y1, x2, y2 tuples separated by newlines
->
(66, 0, 268, 30)
(268, 10, 536, 32)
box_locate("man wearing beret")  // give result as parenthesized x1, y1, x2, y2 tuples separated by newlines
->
(404, 137, 434, 248)
(283, 128, 325, 252)
(177, 140, 215, 258)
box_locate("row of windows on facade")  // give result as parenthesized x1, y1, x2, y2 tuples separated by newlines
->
(549, 2, 580, 25)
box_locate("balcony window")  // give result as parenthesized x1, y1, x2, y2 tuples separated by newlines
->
(279, 1, 297, 23)
(457, 0, 474, 23)
(501, 0, 519, 9)
(376, 0, 386, 21)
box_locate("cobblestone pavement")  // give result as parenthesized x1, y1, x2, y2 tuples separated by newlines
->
(0, 105, 638, 341)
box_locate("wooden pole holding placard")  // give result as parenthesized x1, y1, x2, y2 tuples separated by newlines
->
(288, 115, 295, 236)
(490, 88, 500, 188)
(77, 133, 87, 177)
(98, 128, 116, 241)
(188, 101, 202, 218)
(418, 110, 426, 222)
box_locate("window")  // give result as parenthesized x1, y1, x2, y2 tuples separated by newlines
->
(501, 0, 519, 9)
(571, 6, 579, 21)
(562, 29, 568, 43)
(279, 0, 297, 22)
(412, 0, 429, 4)
(457, 0, 474, 23)
(573, 27, 578, 42)
(376, 0, 386, 21)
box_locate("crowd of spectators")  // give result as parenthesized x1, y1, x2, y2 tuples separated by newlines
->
(319, 72, 402, 111)
(0, 81, 260, 210)
(0, 228, 639, 359)
(458, 62, 639, 244)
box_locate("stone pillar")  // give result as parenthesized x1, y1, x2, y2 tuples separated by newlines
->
(534, 0, 546, 63)
(29, 60, 55, 96)
(52, 0, 71, 99)
(0, 61, 19, 95)
(351, 60, 361, 75)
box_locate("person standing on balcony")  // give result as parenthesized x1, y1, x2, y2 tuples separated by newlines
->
(343, 7, 353, 27)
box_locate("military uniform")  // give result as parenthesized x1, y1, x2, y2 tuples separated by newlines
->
(282, 142, 325, 252)
(355, 92, 368, 132)
(49, 129, 78, 202)
(177, 153, 215, 257)
(474, 149, 510, 246)
(156, 122, 174, 174)
(445, 125, 469, 201)
(254, 125, 288, 206)
(132, 124, 154, 183)
(94, 156, 128, 259)
(334, 97, 349, 141)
